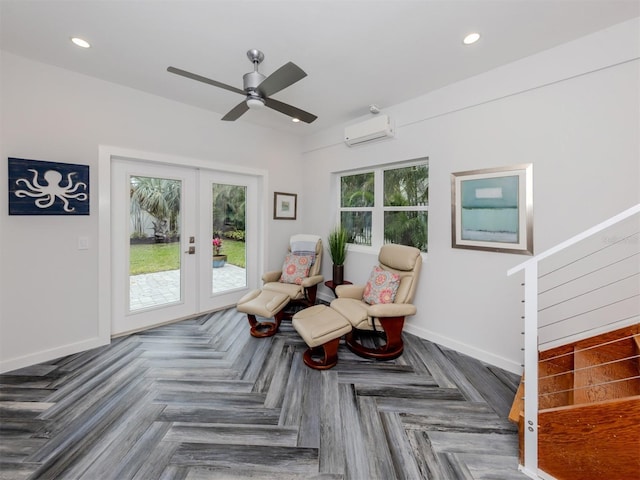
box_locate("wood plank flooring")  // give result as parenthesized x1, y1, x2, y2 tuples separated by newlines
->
(0, 308, 525, 479)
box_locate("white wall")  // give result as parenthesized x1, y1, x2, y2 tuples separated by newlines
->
(302, 19, 640, 373)
(0, 52, 305, 372)
(1, 19, 638, 375)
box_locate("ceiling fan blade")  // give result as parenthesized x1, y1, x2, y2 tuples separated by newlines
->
(221, 101, 250, 121)
(264, 97, 317, 124)
(167, 66, 245, 95)
(257, 62, 307, 97)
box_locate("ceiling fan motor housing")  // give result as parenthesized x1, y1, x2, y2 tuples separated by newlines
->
(243, 71, 266, 95)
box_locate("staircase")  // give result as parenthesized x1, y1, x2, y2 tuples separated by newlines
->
(510, 324, 640, 479)
(507, 204, 640, 479)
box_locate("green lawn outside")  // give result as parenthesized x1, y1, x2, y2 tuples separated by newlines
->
(130, 239, 246, 275)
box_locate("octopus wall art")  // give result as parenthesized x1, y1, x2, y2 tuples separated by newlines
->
(8, 157, 90, 215)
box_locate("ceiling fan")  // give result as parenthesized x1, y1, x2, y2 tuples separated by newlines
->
(167, 49, 317, 124)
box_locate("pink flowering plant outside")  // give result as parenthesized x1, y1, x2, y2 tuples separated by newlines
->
(212, 237, 223, 255)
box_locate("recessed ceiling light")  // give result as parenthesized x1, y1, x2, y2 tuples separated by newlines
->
(291, 118, 300, 123)
(463, 33, 480, 45)
(71, 37, 91, 48)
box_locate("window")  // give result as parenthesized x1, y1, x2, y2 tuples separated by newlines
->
(338, 160, 428, 252)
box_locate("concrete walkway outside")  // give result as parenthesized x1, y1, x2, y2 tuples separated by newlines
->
(130, 264, 247, 311)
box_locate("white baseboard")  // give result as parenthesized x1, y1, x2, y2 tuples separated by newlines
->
(404, 323, 523, 375)
(0, 336, 110, 374)
(317, 292, 522, 374)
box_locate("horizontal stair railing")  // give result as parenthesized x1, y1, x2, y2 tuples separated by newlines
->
(508, 203, 640, 479)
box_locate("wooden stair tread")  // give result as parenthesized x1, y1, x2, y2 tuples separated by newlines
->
(508, 377, 524, 424)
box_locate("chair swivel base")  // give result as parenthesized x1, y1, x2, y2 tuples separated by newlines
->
(344, 316, 406, 360)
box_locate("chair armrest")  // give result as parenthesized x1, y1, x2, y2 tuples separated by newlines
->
(262, 270, 281, 283)
(367, 303, 417, 318)
(335, 284, 365, 299)
(301, 274, 324, 288)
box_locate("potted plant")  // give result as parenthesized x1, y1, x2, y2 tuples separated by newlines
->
(212, 236, 227, 268)
(328, 226, 348, 285)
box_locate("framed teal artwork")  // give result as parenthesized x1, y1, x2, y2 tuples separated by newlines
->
(451, 164, 532, 255)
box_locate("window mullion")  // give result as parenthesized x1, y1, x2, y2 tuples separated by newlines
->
(383, 205, 429, 212)
(372, 169, 384, 249)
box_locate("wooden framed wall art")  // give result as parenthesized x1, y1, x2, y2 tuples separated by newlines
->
(274, 191, 297, 220)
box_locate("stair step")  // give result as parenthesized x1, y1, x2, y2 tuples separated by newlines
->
(508, 377, 524, 424)
(573, 337, 640, 404)
(538, 395, 640, 480)
(538, 344, 574, 409)
(522, 323, 640, 479)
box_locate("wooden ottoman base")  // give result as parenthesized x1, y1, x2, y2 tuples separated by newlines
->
(302, 342, 342, 370)
(236, 290, 290, 338)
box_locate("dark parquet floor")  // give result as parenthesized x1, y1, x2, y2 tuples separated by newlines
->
(0, 308, 525, 479)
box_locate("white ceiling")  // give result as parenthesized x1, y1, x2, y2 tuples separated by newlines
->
(1, 0, 638, 136)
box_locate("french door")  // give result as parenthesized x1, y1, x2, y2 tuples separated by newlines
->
(111, 159, 258, 335)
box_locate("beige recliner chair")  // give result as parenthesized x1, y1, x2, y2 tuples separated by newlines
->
(237, 234, 323, 337)
(262, 234, 324, 307)
(330, 243, 422, 360)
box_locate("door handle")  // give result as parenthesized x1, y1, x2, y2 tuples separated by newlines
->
(185, 246, 195, 254)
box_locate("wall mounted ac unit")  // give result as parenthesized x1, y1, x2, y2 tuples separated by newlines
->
(344, 114, 395, 147)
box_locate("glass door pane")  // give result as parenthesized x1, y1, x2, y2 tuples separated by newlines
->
(199, 170, 257, 313)
(129, 175, 182, 310)
(111, 159, 197, 336)
(211, 182, 247, 294)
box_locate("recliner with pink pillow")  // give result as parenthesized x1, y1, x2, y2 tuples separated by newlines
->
(236, 234, 323, 337)
(330, 243, 422, 360)
(262, 234, 324, 305)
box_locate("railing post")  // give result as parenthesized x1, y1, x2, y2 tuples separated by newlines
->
(522, 262, 539, 478)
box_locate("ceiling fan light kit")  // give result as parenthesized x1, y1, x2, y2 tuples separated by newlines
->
(246, 97, 265, 109)
(167, 49, 317, 123)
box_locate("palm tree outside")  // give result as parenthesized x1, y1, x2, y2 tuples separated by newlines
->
(129, 176, 247, 275)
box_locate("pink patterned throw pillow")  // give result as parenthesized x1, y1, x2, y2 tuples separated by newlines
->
(279, 254, 314, 285)
(363, 266, 400, 305)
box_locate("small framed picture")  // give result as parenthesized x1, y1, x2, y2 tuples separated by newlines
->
(451, 164, 533, 255)
(273, 192, 297, 220)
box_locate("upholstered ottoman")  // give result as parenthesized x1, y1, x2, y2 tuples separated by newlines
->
(236, 289, 290, 338)
(292, 305, 352, 370)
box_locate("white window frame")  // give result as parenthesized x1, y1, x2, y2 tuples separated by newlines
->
(336, 158, 429, 254)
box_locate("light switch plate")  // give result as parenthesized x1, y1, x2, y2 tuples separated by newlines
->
(78, 236, 89, 250)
